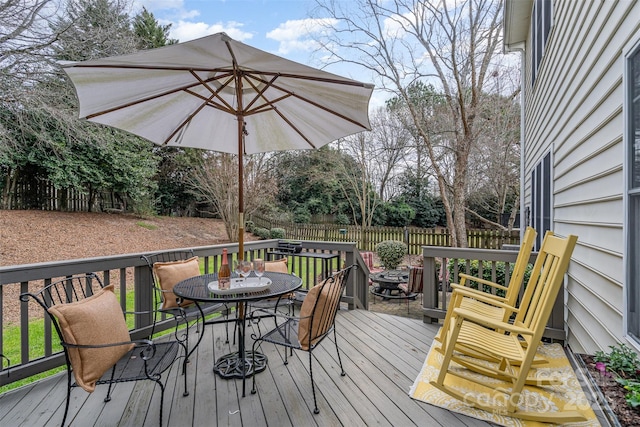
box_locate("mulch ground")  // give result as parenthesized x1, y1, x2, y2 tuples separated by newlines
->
(0, 210, 424, 322)
(580, 354, 640, 427)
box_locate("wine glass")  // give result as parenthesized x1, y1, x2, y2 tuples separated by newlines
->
(238, 260, 253, 281)
(253, 259, 265, 283)
(234, 259, 243, 279)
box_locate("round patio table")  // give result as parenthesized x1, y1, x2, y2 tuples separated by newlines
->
(370, 269, 416, 300)
(173, 270, 302, 397)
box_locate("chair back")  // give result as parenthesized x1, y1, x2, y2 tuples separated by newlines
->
(142, 250, 196, 283)
(141, 249, 195, 306)
(503, 226, 537, 306)
(360, 251, 375, 271)
(21, 273, 106, 312)
(298, 265, 355, 350)
(408, 266, 424, 294)
(19, 274, 109, 370)
(514, 231, 577, 347)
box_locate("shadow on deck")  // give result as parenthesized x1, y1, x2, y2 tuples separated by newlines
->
(0, 310, 501, 427)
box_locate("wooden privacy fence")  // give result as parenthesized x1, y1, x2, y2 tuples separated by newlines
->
(251, 215, 520, 252)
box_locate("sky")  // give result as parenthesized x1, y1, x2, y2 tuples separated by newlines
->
(134, 0, 386, 107)
(137, 1, 335, 67)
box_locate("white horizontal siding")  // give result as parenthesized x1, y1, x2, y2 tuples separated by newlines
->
(555, 143, 623, 199)
(554, 198, 622, 226)
(555, 167, 622, 210)
(520, 0, 640, 353)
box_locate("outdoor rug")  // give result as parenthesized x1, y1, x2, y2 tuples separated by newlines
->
(409, 334, 599, 427)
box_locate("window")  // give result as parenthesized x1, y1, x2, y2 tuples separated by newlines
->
(531, 152, 552, 249)
(627, 43, 640, 342)
(531, 0, 552, 86)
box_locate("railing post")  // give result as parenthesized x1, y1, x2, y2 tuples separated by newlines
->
(422, 251, 439, 324)
(134, 265, 154, 335)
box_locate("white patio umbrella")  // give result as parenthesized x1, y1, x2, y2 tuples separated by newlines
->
(63, 32, 373, 258)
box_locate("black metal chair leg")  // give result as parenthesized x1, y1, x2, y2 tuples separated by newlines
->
(179, 340, 188, 375)
(333, 328, 346, 376)
(251, 339, 259, 394)
(104, 365, 117, 402)
(183, 354, 189, 397)
(156, 379, 165, 426)
(310, 352, 319, 414)
(62, 371, 72, 426)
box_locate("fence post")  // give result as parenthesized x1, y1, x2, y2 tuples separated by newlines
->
(404, 226, 409, 250)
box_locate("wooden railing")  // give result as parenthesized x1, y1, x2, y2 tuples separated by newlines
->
(0, 240, 367, 387)
(420, 246, 565, 342)
(252, 216, 520, 253)
(0, 239, 567, 390)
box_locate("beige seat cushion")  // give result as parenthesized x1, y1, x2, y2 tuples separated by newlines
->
(153, 256, 200, 309)
(48, 284, 133, 393)
(265, 257, 288, 273)
(298, 278, 336, 350)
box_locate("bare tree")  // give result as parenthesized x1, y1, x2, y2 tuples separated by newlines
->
(333, 107, 410, 246)
(313, 0, 505, 246)
(188, 152, 277, 241)
(0, 1, 63, 84)
(366, 107, 412, 200)
(466, 89, 521, 230)
(335, 133, 380, 228)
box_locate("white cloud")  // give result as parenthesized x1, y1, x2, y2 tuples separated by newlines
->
(134, 0, 199, 20)
(266, 18, 338, 55)
(169, 20, 253, 43)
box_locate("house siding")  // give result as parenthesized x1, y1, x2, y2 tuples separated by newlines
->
(518, 0, 640, 353)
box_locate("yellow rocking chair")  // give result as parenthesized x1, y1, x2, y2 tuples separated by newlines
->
(435, 226, 537, 344)
(431, 231, 581, 423)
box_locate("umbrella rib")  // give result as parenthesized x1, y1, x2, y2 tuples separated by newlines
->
(245, 73, 370, 129)
(245, 94, 289, 115)
(189, 70, 237, 113)
(83, 72, 235, 120)
(243, 74, 279, 112)
(271, 108, 317, 148)
(163, 92, 218, 145)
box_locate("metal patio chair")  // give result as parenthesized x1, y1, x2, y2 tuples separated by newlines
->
(20, 273, 183, 426)
(141, 250, 229, 366)
(250, 265, 356, 414)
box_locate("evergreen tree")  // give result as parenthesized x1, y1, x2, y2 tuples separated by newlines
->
(132, 7, 177, 49)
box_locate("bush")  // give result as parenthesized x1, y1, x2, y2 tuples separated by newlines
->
(253, 227, 270, 239)
(375, 240, 407, 270)
(245, 220, 255, 233)
(270, 227, 286, 239)
(335, 213, 350, 225)
(446, 259, 533, 297)
(381, 199, 415, 227)
(293, 206, 311, 223)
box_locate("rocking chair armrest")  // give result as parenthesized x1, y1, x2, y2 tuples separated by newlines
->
(450, 286, 517, 312)
(452, 307, 534, 336)
(455, 274, 510, 293)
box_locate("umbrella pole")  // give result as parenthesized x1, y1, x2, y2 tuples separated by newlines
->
(238, 115, 244, 261)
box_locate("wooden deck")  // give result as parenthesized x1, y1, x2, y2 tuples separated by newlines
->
(0, 310, 496, 427)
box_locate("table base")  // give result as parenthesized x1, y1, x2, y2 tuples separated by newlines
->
(213, 351, 268, 379)
(370, 286, 417, 301)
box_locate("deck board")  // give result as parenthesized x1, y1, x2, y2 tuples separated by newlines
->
(0, 310, 495, 426)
